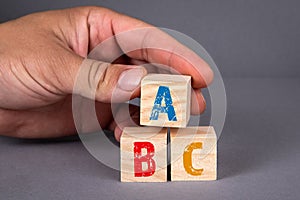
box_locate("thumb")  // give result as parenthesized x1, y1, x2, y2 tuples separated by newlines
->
(71, 59, 147, 103)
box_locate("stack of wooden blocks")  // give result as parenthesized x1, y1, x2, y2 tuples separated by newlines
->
(120, 74, 217, 182)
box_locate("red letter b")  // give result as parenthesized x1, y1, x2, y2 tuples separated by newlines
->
(134, 142, 156, 177)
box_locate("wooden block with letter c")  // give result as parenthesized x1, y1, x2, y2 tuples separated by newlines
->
(170, 126, 217, 181)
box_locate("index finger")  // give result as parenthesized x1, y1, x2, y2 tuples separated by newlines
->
(111, 14, 214, 88)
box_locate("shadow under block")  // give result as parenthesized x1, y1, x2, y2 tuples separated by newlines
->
(140, 74, 191, 128)
(170, 126, 217, 181)
(120, 127, 168, 182)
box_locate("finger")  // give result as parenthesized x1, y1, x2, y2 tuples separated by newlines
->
(86, 8, 214, 88)
(116, 28, 214, 88)
(191, 89, 206, 115)
(108, 103, 140, 142)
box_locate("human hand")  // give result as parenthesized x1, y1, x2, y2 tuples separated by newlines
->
(0, 6, 213, 141)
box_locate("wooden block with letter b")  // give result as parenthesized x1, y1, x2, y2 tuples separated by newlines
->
(140, 74, 191, 128)
(170, 126, 217, 181)
(120, 127, 168, 182)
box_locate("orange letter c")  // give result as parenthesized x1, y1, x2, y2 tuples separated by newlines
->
(183, 142, 204, 176)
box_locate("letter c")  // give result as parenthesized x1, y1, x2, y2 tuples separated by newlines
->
(183, 142, 204, 176)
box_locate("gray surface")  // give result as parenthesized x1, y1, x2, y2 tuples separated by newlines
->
(1, 78, 299, 200)
(0, 0, 300, 199)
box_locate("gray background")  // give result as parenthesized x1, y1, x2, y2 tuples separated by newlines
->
(0, 0, 299, 200)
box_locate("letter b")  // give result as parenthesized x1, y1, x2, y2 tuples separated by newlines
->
(134, 142, 156, 177)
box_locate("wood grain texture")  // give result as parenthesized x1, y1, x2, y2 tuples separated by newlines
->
(120, 127, 168, 182)
(140, 74, 191, 128)
(170, 126, 217, 181)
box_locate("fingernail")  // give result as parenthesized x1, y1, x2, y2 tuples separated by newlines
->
(118, 68, 145, 91)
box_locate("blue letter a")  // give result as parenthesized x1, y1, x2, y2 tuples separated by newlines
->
(150, 86, 177, 121)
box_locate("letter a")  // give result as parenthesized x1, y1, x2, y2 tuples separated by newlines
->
(150, 86, 177, 121)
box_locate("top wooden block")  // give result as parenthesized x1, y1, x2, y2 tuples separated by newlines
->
(140, 74, 191, 128)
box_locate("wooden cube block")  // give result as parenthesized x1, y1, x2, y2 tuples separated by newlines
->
(140, 74, 191, 128)
(120, 127, 168, 182)
(170, 126, 217, 181)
